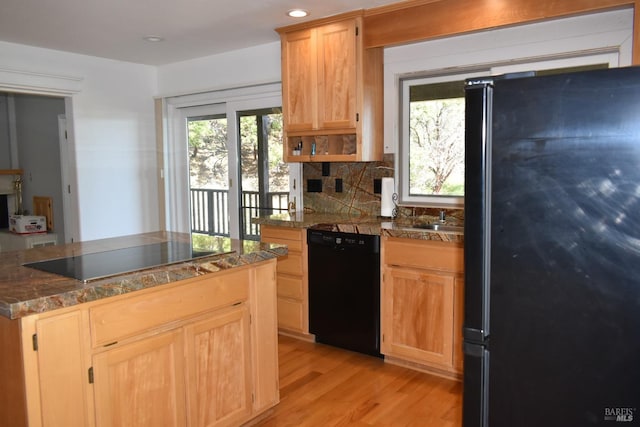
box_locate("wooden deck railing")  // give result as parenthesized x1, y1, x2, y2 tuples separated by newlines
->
(190, 188, 288, 240)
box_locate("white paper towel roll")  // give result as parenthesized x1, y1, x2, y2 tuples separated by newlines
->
(380, 177, 395, 217)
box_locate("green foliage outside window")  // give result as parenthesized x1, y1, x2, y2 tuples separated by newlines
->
(409, 98, 465, 196)
(187, 110, 288, 192)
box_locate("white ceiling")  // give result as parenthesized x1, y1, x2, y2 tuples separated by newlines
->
(0, 0, 404, 66)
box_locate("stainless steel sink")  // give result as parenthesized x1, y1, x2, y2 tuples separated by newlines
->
(412, 223, 463, 233)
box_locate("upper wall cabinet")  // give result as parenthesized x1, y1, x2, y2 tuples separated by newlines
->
(277, 11, 383, 162)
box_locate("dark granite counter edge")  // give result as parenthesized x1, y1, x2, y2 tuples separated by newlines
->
(2, 244, 287, 320)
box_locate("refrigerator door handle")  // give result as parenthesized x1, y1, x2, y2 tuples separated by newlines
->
(464, 80, 494, 339)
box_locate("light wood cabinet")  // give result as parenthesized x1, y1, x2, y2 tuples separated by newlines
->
(281, 20, 357, 133)
(92, 306, 252, 427)
(249, 262, 280, 412)
(184, 307, 252, 427)
(277, 11, 383, 162)
(8, 260, 279, 427)
(280, 27, 315, 133)
(260, 225, 311, 338)
(29, 311, 93, 427)
(93, 329, 187, 427)
(381, 236, 464, 379)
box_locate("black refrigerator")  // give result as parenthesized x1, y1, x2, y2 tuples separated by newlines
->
(463, 67, 640, 426)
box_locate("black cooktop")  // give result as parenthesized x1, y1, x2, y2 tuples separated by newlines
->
(23, 241, 223, 282)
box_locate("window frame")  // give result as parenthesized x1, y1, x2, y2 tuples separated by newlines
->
(398, 69, 487, 208)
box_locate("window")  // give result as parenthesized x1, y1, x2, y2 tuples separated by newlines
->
(398, 64, 610, 208)
(386, 9, 632, 208)
(399, 75, 470, 207)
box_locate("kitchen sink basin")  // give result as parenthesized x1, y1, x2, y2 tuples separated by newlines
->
(412, 223, 464, 233)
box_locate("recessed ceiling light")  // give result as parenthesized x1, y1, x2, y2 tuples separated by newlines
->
(287, 9, 308, 18)
(143, 36, 164, 42)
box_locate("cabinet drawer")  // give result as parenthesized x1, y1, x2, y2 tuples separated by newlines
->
(277, 253, 303, 276)
(384, 238, 463, 272)
(261, 227, 304, 244)
(277, 274, 303, 299)
(277, 298, 304, 331)
(90, 269, 250, 347)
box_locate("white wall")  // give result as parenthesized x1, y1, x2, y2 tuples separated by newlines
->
(157, 42, 281, 96)
(0, 41, 159, 241)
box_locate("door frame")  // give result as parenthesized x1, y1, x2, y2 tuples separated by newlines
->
(163, 83, 301, 238)
(57, 115, 74, 243)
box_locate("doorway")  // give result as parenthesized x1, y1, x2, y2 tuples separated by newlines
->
(172, 88, 296, 241)
(187, 107, 289, 240)
(0, 92, 69, 243)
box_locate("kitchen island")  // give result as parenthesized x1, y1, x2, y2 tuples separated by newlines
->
(0, 231, 286, 427)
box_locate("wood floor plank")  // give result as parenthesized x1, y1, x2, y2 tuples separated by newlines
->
(254, 335, 462, 426)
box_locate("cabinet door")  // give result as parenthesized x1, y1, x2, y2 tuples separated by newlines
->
(282, 28, 317, 132)
(276, 297, 305, 332)
(35, 311, 92, 427)
(453, 275, 465, 372)
(93, 330, 186, 427)
(184, 307, 252, 427)
(316, 19, 357, 130)
(250, 261, 279, 413)
(382, 267, 455, 368)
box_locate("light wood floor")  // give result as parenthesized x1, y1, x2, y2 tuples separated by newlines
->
(254, 335, 462, 427)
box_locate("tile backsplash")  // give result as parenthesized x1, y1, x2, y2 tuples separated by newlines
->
(303, 155, 393, 217)
(302, 154, 464, 222)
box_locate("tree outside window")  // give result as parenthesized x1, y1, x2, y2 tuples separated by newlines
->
(409, 97, 465, 196)
(399, 77, 466, 207)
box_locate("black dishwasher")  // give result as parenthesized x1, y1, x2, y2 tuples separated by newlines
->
(307, 228, 382, 358)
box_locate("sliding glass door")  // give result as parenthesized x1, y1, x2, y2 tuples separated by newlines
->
(165, 85, 299, 240)
(238, 108, 288, 240)
(186, 110, 230, 236)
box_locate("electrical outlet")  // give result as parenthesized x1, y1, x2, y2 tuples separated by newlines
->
(307, 179, 322, 192)
(373, 179, 382, 194)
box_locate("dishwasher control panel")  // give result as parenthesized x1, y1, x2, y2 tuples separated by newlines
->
(307, 229, 379, 252)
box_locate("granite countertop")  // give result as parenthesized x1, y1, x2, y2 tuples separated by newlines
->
(253, 212, 464, 243)
(0, 231, 287, 320)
